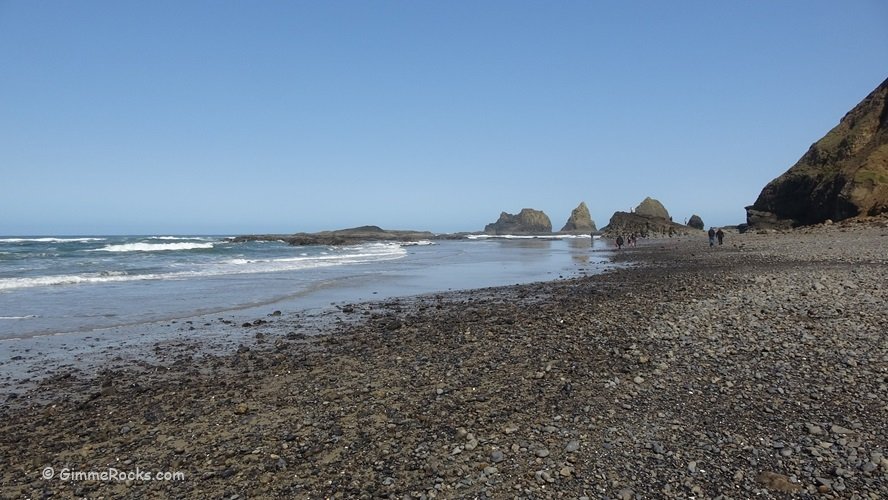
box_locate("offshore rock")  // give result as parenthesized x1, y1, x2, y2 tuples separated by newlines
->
(687, 214, 705, 230)
(484, 209, 552, 235)
(232, 226, 436, 246)
(634, 197, 670, 220)
(560, 202, 597, 232)
(748, 76, 888, 228)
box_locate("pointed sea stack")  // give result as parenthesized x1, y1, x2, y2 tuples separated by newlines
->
(747, 77, 888, 229)
(560, 202, 597, 232)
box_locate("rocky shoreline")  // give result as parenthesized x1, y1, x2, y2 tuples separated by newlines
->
(2, 221, 887, 498)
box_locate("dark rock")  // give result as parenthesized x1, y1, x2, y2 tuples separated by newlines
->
(601, 212, 694, 237)
(232, 226, 436, 246)
(687, 214, 704, 230)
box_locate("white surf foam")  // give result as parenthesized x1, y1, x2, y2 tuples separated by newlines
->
(220, 242, 408, 273)
(148, 236, 216, 241)
(0, 315, 38, 320)
(0, 237, 106, 243)
(0, 272, 172, 291)
(0, 243, 408, 291)
(92, 242, 215, 252)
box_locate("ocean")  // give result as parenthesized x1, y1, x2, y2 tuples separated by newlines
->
(0, 235, 614, 340)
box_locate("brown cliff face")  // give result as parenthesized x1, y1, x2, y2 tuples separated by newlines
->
(748, 77, 888, 227)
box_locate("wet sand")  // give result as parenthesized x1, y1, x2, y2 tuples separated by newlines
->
(1, 220, 886, 498)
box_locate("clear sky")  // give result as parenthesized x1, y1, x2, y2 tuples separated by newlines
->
(1, 1, 886, 235)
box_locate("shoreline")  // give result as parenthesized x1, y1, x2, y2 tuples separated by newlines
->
(1, 223, 887, 497)
(0, 239, 615, 402)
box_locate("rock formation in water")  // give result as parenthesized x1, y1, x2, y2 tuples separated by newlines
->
(560, 202, 597, 232)
(484, 209, 552, 235)
(747, 77, 888, 228)
(634, 197, 670, 220)
(687, 214, 705, 230)
(233, 226, 436, 246)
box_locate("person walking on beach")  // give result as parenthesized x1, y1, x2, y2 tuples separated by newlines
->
(716, 228, 725, 245)
(616, 235, 624, 249)
(708, 227, 716, 247)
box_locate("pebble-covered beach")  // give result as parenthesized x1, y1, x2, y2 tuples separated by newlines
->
(1, 220, 886, 499)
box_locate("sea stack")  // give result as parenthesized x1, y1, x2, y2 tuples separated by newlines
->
(484, 209, 552, 235)
(602, 197, 692, 237)
(560, 202, 597, 232)
(634, 197, 670, 220)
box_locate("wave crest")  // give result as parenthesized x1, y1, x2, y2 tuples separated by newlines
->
(92, 242, 215, 252)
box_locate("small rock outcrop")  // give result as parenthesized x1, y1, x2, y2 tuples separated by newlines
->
(560, 202, 597, 232)
(233, 226, 435, 246)
(484, 209, 552, 235)
(687, 214, 704, 230)
(634, 197, 670, 220)
(747, 76, 888, 228)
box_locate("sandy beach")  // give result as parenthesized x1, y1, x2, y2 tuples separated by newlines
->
(1, 221, 887, 499)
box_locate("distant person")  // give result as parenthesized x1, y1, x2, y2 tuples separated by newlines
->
(616, 235, 624, 249)
(716, 228, 725, 245)
(708, 227, 716, 247)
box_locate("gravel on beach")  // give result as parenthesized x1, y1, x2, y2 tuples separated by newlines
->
(1, 220, 886, 499)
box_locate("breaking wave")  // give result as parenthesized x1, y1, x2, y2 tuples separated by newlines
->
(0, 237, 106, 243)
(92, 242, 215, 252)
(0, 242, 407, 291)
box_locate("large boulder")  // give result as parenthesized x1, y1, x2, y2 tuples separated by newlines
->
(747, 76, 888, 228)
(687, 214, 705, 230)
(484, 208, 552, 235)
(634, 197, 670, 220)
(560, 202, 597, 232)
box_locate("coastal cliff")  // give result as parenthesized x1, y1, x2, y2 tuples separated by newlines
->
(748, 76, 888, 228)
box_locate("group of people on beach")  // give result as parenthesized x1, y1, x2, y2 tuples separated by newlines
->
(614, 233, 637, 249)
(708, 227, 725, 247)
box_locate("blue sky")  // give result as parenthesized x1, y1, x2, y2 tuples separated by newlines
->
(1, 1, 886, 235)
